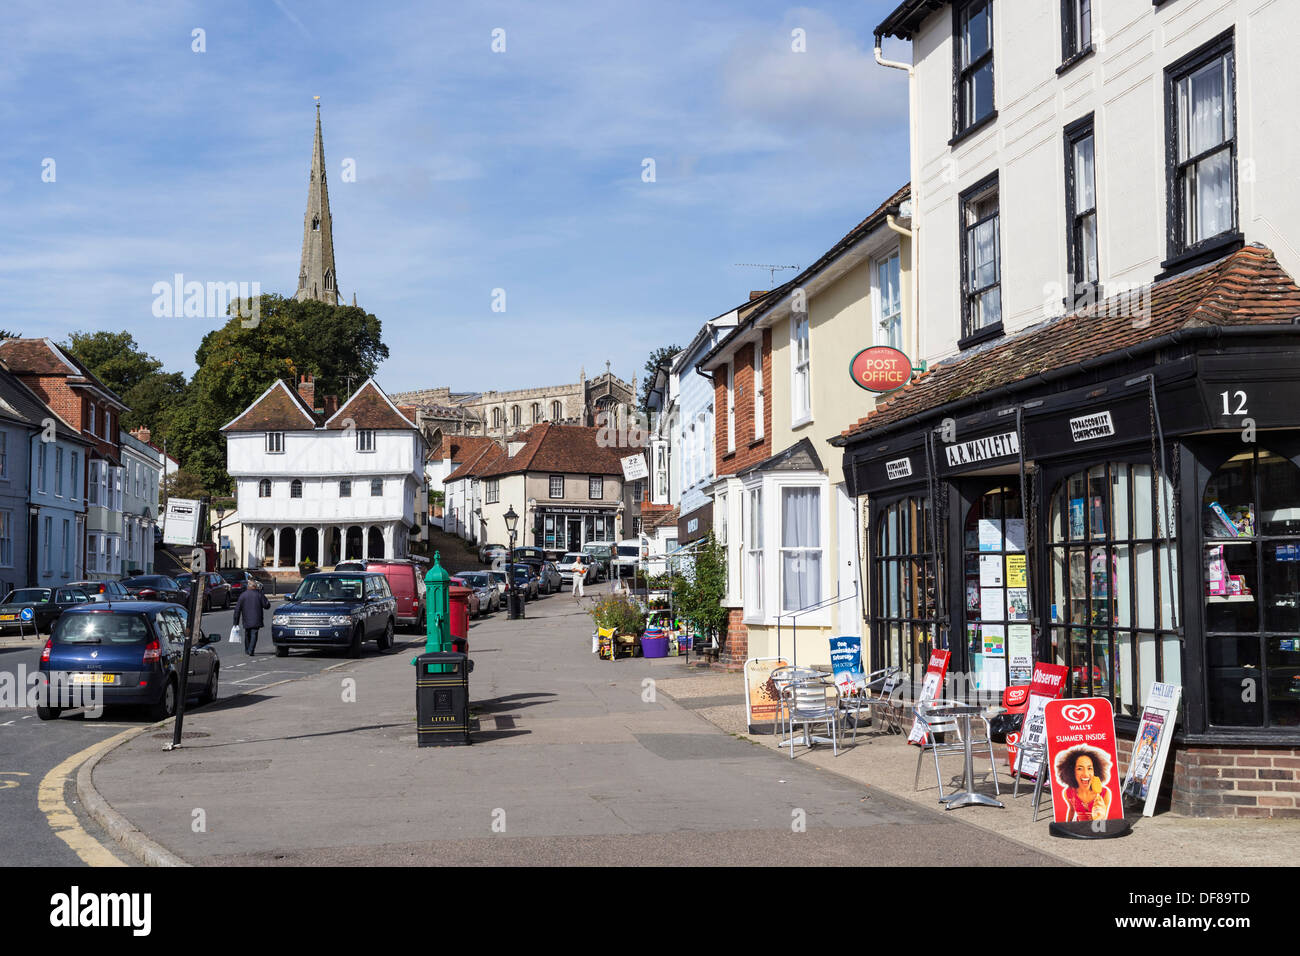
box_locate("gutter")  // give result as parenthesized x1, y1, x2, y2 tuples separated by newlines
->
(832, 321, 1300, 447)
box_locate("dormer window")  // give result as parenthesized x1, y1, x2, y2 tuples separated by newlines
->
(266, 432, 285, 454)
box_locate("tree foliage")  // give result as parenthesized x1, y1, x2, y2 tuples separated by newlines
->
(639, 344, 682, 412)
(674, 533, 728, 643)
(62, 331, 188, 442)
(170, 295, 389, 494)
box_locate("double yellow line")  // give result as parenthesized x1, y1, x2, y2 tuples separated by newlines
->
(37, 731, 138, 867)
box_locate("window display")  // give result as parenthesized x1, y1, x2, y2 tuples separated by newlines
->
(874, 497, 939, 689)
(963, 486, 1022, 695)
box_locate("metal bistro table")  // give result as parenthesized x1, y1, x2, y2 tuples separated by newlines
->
(929, 704, 1004, 810)
(775, 667, 835, 751)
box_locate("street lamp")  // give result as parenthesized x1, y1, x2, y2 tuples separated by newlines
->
(504, 505, 519, 619)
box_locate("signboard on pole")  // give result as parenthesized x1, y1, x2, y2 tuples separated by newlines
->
(621, 453, 648, 482)
(743, 657, 790, 732)
(907, 648, 951, 745)
(1044, 697, 1125, 824)
(1011, 662, 1069, 777)
(1120, 682, 1182, 816)
(163, 498, 202, 546)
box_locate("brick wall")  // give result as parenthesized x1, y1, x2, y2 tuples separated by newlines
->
(721, 607, 748, 669)
(1169, 745, 1300, 819)
(714, 330, 771, 478)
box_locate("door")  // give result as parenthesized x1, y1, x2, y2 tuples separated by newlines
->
(961, 484, 1029, 698)
(567, 518, 582, 551)
(836, 484, 861, 637)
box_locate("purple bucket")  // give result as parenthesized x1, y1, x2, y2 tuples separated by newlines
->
(641, 627, 668, 658)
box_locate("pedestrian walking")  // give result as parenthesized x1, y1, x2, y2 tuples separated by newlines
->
(234, 579, 271, 656)
(571, 556, 586, 600)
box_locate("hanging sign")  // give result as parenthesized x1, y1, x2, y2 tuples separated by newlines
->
(1120, 682, 1182, 817)
(1044, 697, 1125, 824)
(907, 648, 951, 745)
(620, 453, 649, 481)
(849, 346, 914, 393)
(1011, 662, 1069, 777)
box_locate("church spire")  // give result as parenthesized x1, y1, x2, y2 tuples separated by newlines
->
(294, 100, 340, 305)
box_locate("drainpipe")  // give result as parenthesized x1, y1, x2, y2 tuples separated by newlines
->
(875, 33, 921, 366)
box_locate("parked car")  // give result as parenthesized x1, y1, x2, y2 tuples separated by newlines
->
(121, 575, 186, 605)
(557, 552, 597, 585)
(486, 570, 509, 602)
(537, 561, 562, 594)
(448, 576, 482, 618)
(358, 559, 427, 632)
(333, 560, 367, 572)
(0, 587, 90, 634)
(455, 572, 500, 614)
(610, 539, 645, 583)
(66, 580, 134, 603)
(271, 572, 397, 658)
(509, 565, 540, 601)
(173, 572, 232, 612)
(479, 543, 508, 565)
(37, 602, 220, 721)
(219, 568, 255, 600)
(581, 543, 613, 580)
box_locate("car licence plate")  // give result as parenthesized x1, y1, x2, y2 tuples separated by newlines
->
(295, 629, 320, 637)
(0, 614, 15, 621)
(71, 673, 116, 685)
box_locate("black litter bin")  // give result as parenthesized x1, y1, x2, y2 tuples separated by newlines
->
(415, 651, 471, 747)
(507, 591, 525, 620)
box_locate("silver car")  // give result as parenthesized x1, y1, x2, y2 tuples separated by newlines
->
(456, 572, 499, 614)
(556, 552, 596, 585)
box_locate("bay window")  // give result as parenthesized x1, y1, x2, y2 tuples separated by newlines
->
(780, 486, 822, 612)
(745, 488, 763, 616)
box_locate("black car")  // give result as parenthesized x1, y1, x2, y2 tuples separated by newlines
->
(509, 565, 540, 601)
(0, 587, 90, 634)
(174, 572, 233, 612)
(219, 568, 253, 599)
(121, 575, 186, 605)
(37, 601, 220, 720)
(271, 572, 397, 658)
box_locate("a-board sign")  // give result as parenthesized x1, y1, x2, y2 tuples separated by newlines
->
(906, 649, 951, 745)
(1044, 697, 1125, 824)
(744, 657, 789, 732)
(1121, 682, 1182, 817)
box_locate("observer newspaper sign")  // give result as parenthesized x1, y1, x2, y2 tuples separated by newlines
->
(906, 649, 951, 745)
(163, 498, 201, 546)
(1121, 682, 1182, 816)
(1012, 662, 1069, 778)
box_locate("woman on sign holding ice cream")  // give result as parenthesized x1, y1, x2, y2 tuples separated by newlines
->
(1054, 745, 1114, 822)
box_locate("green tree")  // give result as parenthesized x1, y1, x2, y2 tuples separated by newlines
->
(170, 294, 389, 493)
(62, 331, 189, 442)
(675, 533, 727, 646)
(639, 344, 682, 412)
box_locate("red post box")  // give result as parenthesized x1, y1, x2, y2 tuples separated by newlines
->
(448, 585, 470, 655)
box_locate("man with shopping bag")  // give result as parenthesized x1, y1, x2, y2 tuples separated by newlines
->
(233, 579, 271, 656)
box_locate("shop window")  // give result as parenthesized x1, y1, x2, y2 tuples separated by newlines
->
(1049, 462, 1179, 719)
(873, 496, 939, 690)
(963, 486, 1026, 698)
(1201, 448, 1300, 728)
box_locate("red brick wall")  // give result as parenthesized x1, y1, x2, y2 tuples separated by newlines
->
(721, 607, 748, 669)
(714, 330, 771, 478)
(1169, 746, 1300, 818)
(17, 377, 120, 461)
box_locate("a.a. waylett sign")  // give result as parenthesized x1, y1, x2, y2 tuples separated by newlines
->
(850, 346, 913, 393)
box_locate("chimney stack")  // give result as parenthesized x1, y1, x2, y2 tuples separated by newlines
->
(322, 394, 339, 418)
(297, 374, 316, 409)
(130, 425, 152, 444)
(749, 290, 768, 301)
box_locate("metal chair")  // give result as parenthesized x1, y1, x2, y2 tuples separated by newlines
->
(1012, 740, 1052, 822)
(912, 698, 1000, 800)
(838, 665, 902, 742)
(866, 671, 908, 736)
(769, 666, 798, 743)
(781, 678, 841, 757)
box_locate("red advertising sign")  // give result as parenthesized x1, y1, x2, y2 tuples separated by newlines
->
(849, 346, 913, 393)
(1043, 697, 1124, 824)
(906, 649, 951, 745)
(1009, 662, 1069, 776)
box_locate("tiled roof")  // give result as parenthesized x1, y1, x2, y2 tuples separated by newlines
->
(642, 505, 680, 533)
(0, 338, 130, 409)
(438, 434, 495, 462)
(222, 380, 320, 432)
(839, 244, 1300, 442)
(326, 379, 417, 430)
(444, 440, 503, 484)
(447, 423, 629, 481)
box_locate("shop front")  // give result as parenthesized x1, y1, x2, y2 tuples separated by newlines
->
(533, 504, 618, 553)
(836, 247, 1300, 817)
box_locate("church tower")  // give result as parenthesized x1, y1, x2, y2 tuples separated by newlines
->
(294, 102, 340, 305)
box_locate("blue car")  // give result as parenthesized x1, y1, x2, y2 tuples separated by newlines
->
(37, 602, 220, 721)
(271, 572, 397, 658)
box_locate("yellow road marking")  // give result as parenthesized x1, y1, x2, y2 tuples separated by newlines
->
(38, 731, 136, 867)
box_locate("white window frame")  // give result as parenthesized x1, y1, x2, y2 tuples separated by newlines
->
(86, 532, 99, 574)
(725, 361, 736, 453)
(37, 442, 47, 494)
(874, 251, 903, 349)
(791, 315, 812, 426)
(370, 478, 383, 497)
(88, 460, 101, 506)
(0, 511, 11, 569)
(744, 486, 763, 619)
(357, 429, 376, 453)
(70, 452, 79, 501)
(267, 431, 285, 454)
(42, 516, 53, 575)
(55, 447, 64, 497)
(752, 341, 764, 441)
(744, 472, 831, 626)
(88, 405, 95, 437)
(485, 479, 499, 504)
(62, 519, 71, 576)
(589, 476, 603, 500)
(0, 432, 7, 480)
(549, 475, 564, 499)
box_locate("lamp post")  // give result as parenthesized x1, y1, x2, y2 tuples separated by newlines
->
(504, 505, 519, 620)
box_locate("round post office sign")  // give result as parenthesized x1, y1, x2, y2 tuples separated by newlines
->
(850, 346, 913, 393)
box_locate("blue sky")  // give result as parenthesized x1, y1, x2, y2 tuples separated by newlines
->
(0, 0, 910, 396)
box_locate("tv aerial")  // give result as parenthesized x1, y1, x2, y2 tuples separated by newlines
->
(734, 263, 799, 285)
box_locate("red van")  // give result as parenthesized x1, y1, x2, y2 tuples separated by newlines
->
(362, 559, 427, 632)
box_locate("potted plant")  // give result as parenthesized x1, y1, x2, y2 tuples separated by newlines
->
(588, 593, 646, 657)
(298, 556, 318, 576)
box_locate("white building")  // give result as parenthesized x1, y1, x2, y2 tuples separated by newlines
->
(223, 378, 427, 570)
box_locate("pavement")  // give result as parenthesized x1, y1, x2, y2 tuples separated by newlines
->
(78, 580, 1300, 867)
(82, 584, 1062, 866)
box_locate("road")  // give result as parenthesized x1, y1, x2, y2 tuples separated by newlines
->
(0, 593, 429, 866)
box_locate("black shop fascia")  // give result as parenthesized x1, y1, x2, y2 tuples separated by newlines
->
(835, 257, 1300, 749)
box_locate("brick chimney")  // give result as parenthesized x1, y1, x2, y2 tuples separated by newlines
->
(130, 425, 152, 444)
(322, 394, 339, 418)
(749, 290, 768, 301)
(297, 374, 316, 409)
